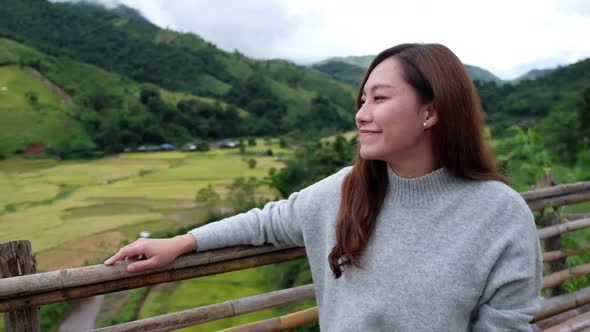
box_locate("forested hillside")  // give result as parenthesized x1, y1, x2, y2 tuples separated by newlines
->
(0, 0, 356, 156)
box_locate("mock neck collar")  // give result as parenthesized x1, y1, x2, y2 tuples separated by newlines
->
(386, 165, 465, 207)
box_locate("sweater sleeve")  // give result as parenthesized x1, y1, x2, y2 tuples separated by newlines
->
(471, 196, 543, 332)
(188, 167, 350, 252)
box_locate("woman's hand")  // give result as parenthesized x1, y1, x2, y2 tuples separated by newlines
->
(103, 234, 197, 273)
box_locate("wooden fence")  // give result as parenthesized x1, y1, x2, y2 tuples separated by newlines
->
(1, 178, 590, 331)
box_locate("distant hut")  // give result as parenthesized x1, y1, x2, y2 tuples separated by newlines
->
(24, 143, 46, 156)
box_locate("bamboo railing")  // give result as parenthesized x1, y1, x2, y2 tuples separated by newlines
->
(1, 178, 590, 331)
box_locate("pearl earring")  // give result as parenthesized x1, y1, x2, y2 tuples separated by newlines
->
(423, 122, 427, 127)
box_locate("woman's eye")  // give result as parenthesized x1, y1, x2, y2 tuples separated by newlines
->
(374, 96, 386, 102)
(360, 99, 366, 105)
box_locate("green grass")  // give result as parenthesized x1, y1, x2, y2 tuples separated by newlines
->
(151, 267, 282, 331)
(0, 65, 92, 154)
(95, 287, 150, 327)
(137, 282, 179, 319)
(0, 65, 65, 109)
(0, 106, 91, 154)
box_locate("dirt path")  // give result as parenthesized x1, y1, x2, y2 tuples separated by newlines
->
(22, 66, 75, 106)
(58, 295, 104, 332)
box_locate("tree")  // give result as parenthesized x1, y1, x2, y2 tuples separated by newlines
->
(25, 90, 38, 105)
(537, 108, 579, 165)
(497, 125, 552, 188)
(195, 185, 220, 206)
(139, 87, 161, 105)
(228, 177, 264, 212)
(87, 90, 121, 111)
(247, 158, 257, 169)
(577, 87, 590, 146)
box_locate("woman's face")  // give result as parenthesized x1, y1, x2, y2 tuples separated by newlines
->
(356, 57, 432, 164)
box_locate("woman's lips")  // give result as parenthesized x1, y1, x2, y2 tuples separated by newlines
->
(359, 130, 381, 137)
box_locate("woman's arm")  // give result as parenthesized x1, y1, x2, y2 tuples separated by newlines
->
(188, 190, 309, 252)
(103, 166, 351, 273)
(471, 198, 543, 332)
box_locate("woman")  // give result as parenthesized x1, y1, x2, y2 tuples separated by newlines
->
(105, 43, 542, 331)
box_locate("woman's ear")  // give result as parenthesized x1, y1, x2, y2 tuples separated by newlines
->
(423, 102, 438, 128)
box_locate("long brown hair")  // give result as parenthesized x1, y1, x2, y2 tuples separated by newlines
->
(327, 43, 509, 278)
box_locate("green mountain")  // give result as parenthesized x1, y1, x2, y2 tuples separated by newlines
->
(0, 36, 234, 155)
(513, 68, 556, 83)
(0, 0, 357, 156)
(0, 0, 355, 119)
(316, 55, 375, 69)
(465, 65, 503, 84)
(311, 61, 366, 87)
(476, 58, 590, 128)
(312, 55, 503, 85)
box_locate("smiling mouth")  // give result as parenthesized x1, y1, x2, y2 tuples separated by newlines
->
(359, 130, 381, 137)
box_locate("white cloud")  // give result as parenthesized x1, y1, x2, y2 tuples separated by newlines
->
(53, 0, 590, 80)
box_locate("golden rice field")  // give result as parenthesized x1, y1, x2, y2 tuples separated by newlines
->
(0, 140, 290, 271)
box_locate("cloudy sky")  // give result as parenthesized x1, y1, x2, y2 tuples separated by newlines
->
(58, 0, 590, 80)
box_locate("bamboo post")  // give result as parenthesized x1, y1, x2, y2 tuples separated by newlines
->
(0, 241, 39, 332)
(545, 214, 567, 296)
(535, 173, 566, 296)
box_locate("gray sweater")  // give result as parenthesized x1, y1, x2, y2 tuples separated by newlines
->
(189, 166, 543, 331)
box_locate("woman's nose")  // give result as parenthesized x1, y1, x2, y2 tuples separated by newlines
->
(355, 103, 372, 126)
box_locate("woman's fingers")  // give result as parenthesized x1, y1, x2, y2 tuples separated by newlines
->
(104, 242, 143, 265)
(126, 257, 160, 273)
(104, 238, 174, 273)
(104, 251, 124, 265)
